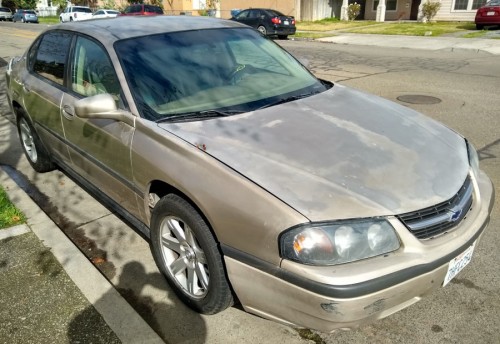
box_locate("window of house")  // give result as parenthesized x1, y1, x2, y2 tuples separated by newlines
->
(454, 0, 469, 9)
(472, 0, 487, 9)
(33, 31, 72, 85)
(373, 0, 397, 11)
(454, 0, 486, 10)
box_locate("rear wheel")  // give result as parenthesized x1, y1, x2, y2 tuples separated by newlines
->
(278, 35, 288, 40)
(476, 24, 484, 30)
(150, 194, 233, 314)
(17, 113, 55, 173)
(257, 25, 267, 35)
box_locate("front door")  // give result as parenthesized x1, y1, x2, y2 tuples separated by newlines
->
(410, 0, 422, 20)
(60, 35, 137, 210)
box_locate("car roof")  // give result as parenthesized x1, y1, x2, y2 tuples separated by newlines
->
(46, 16, 248, 42)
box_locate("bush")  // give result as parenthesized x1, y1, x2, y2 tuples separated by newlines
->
(347, 3, 361, 21)
(421, 1, 441, 22)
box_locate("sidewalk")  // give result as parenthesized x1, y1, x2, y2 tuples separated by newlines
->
(299, 31, 500, 55)
(0, 168, 164, 344)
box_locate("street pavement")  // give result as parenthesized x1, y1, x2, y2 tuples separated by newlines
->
(0, 22, 499, 343)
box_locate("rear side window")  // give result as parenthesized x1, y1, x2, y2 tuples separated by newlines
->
(145, 5, 162, 13)
(33, 31, 72, 85)
(75, 7, 92, 13)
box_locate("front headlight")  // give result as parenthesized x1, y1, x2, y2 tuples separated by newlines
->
(466, 140, 479, 178)
(280, 219, 400, 266)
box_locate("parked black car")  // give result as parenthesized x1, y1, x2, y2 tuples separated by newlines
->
(230, 8, 296, 39)
(12, 9, 38, 23)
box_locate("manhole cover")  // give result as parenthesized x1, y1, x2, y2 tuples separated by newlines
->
(397, 95, 441, 105)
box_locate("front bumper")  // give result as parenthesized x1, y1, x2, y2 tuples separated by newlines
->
(224, 171, 494, 332)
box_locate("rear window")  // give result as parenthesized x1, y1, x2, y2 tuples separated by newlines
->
(25, 10, 36, 14)
(0, 7, 11, 12)
(487, 0, 500, 5)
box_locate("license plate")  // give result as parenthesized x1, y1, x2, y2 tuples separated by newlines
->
(284, 20, 289, 25)
(443, 242, 475, 287)
(487, 11, 495, 15)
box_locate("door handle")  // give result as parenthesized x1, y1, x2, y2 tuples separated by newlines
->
(62, 105, 75, 120)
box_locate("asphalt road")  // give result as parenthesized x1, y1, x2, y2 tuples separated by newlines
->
(1, 22, 499, 344)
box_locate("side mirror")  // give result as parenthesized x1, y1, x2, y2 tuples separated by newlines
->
(74, 94, 135, 126)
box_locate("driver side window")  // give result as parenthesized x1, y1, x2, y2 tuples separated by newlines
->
(71, 36, 121, 101)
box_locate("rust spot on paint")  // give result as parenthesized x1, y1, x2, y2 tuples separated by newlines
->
(196, 143, 207, 151)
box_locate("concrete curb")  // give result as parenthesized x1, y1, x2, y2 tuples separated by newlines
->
(0, 167, 164, 344)
(316, 34, 500, 55)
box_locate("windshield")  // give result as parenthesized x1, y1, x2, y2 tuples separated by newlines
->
(115, 28, 329, 121)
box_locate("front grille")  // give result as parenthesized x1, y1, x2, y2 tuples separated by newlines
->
(398, 176, 473, 239)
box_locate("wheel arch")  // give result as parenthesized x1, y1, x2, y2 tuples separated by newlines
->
(147, 180, 220, 243)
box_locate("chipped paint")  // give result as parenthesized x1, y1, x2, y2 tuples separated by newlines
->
(320, 302, 343, 315)
(364, 299, 386, 315)
(160, 85, 469, 221)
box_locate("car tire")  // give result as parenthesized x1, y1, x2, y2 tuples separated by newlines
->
(70, 17, 73, 21)
(476, 24, 484, 30)
(150, 194, 234, 314)
(257, 25, 267, 35)
(278, 35, 288, 40)
(59, 17, 63, 22)
(17, 113, 55, 173)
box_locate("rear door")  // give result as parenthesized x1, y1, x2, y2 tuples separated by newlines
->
(247, 9, 262, 29)
(21, 30, 72, 164)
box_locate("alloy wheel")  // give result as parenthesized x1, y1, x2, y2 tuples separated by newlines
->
(159, 215, 209, 298)
(19, 118, 38, 163)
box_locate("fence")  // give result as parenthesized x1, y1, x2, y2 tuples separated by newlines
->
(36, 6, 58, 17)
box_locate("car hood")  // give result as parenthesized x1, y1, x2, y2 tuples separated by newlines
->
(159, 84, 469, 222)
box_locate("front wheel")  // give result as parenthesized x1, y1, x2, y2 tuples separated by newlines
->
(278, 35, 288, 40)
(150, 194, 233, 314)
(17, 114, 55, 173)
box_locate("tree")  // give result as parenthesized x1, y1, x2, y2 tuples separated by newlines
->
(15, 0, 36, 9)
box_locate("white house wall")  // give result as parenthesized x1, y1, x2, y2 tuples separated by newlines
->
(433, 0, 477, 21)
(364, 0, 413, 20)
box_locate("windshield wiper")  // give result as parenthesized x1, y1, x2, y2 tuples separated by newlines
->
(258, 92, 320, 111)
(156, 109, 245, 123)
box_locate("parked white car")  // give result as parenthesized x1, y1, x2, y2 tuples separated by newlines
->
(92, 9, 120, 19)
(59, 6, 93, 22)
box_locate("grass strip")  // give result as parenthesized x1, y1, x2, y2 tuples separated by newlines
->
(0, 185, 25, 229)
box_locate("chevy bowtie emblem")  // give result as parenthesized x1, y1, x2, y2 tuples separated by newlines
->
(448, 207, 463, 222)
